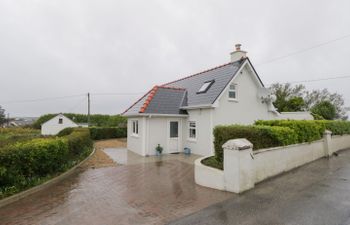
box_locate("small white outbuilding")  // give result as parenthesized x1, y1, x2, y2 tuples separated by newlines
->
(41, 113, 78, 135)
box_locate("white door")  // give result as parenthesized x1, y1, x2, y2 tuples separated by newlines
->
(168, 120, 181, 153)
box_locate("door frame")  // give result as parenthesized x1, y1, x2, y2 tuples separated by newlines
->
(167, 119, 182, 153)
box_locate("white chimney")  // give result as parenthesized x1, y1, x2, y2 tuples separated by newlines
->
(230, 44, 247, 62)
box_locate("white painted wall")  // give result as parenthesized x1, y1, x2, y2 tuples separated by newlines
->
(212, 66, 277, 126)
(41, 114, 78, 135)
(279, 112, 314, 120)
(127, 117, 146, 156)
(183, 108, 214, 156)
(146, 117, 184, 155)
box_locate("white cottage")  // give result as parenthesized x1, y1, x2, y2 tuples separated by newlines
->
(123, 45, 312, 156)
(41, 113, 78, 135)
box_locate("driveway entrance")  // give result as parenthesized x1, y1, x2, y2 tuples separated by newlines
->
(0, 139, 232, 225)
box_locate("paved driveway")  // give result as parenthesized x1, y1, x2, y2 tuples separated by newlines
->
(168, 149, 350, 225)
(0, 141, 232, 225)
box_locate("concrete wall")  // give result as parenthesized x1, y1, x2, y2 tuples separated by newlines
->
(41, 114, 78, 135)
(195, 133, 350, 193)
(212, 66, 277, 126)
(254, 140, 324, 183)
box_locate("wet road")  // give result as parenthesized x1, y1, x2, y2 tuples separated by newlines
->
(0, 150, 232, 225)
(168, 149, 350, 225)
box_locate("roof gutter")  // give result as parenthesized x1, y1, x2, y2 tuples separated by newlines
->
(124, 113, 189, 118)
(180, 104, 214, 110)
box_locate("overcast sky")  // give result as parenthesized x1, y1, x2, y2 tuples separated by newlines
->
(1, 0, 350, 117)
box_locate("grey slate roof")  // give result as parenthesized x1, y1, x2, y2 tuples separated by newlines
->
(144, 88, 187, 114)
(123, 58, 246, 116)
(163, 60, 243, 106)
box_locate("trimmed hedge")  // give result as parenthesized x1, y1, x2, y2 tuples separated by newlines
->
(214, 125, 298, 162)
(255, 120, 350, 139)
(0, 128, 93, 199)
(89, 127, 127, 140)
(255, 120, 324, 143)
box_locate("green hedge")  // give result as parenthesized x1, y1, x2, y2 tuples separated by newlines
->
(255, 120, 324, 143)
(89, 127, 127, 140)
(255, 120, 350, 139)
(214, 125, 298, 162)
(0, 128, 92, 199)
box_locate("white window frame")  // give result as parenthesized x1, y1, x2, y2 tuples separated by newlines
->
(131, 120, 139, 136)
(228, 83, 238, 101)
(58, 118, 63, 124)
(188, 121, 196, 141)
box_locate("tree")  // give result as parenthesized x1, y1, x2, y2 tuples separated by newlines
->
(0, 106, 5, 126)
(311, 101, 336, 120)
(270, 83, 348, 120)
(270, 83, 306, 112)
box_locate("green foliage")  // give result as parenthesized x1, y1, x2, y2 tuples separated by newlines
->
(313, 120, 350, 136)
(255, 120, 324, 143)
(311, 101, 337, 120)
(201, 156, 223, 170)
(0, 106, 5, 126)
(270, 83, 348, 120)
(213, 125, 298, 162)
(0, 128, 92, 199)
(0, 128, 40, 148)
(89, 127, 127, 140)
(32, 113, 127, 129)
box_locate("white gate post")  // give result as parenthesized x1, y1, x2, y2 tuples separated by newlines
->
(223, 139, 255, 193)
(323, 130, 333, 157)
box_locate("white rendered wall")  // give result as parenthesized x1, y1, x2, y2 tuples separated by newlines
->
(41, 115, 78, 135)
(212, 66, 277, 126)
(146, 117, 184, 155)
(183, 108, 214, 156)
(127, 118, 146, 156)
(279, 112, 314, 120)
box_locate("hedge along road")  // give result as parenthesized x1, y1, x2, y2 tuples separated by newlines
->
(0, 139, 233, 225)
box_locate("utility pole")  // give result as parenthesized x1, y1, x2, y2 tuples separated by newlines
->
(87, 93, 91, 127)
(7, 113, 10, 127)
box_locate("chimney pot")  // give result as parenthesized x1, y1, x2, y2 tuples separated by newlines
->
(235, 44, 241, 51)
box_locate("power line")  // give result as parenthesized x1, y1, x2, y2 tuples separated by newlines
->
(256, 33, 350, 66)
(0, 92, 144, 105)
(266, 74, 350, 86)
(0, 94, 86, 105)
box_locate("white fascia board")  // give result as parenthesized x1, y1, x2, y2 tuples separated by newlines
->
(126, 113, 188, 118)
(180, 104, 214, 110)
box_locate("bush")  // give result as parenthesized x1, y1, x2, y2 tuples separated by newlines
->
(313, 120, 350, 136)
(0, 138, 69, 191)
(201, 156, 223, 170)
(0, 128, 93, 199)
(255, 120, 324, 143)
(214, 125, 298, 162)
(89, 127, 127, 140)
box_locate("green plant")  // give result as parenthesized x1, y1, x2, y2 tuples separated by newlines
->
(155, 144, 163, 154)
(89, 127, 127, 140)
(201, 156, 223, 170)
(311, 101, 337, 120)
(255, 120, 324, 143)
(213, 125, 298, 162)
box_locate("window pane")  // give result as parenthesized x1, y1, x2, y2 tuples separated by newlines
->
(170, 121, 178, 138)
(230, 84, 236, 90)
(229, 91, 236, 99)
(58, 118, 63, 124)
(136, 121, 138, 134)
(189, 128, 196, 139)
(198, 82, 211, 92)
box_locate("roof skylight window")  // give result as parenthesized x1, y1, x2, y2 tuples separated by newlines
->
(197, 80, 215, 94)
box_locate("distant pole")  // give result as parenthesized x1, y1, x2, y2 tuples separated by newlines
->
(87, 93, 91, 127)
(7, 113, 9, 127)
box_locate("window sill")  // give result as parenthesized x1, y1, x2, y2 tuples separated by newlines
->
(131, 134, 139, 138)
(228, 98, 239, 102)
(187, 138, 197, 143)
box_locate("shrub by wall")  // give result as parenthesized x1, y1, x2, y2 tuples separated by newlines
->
(0, 128, 93, 199)
(313, 120, 350, 136)
(255, 120, 324, 143)
(89, 127, 127, 140)
(214, 125, 298, 162)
